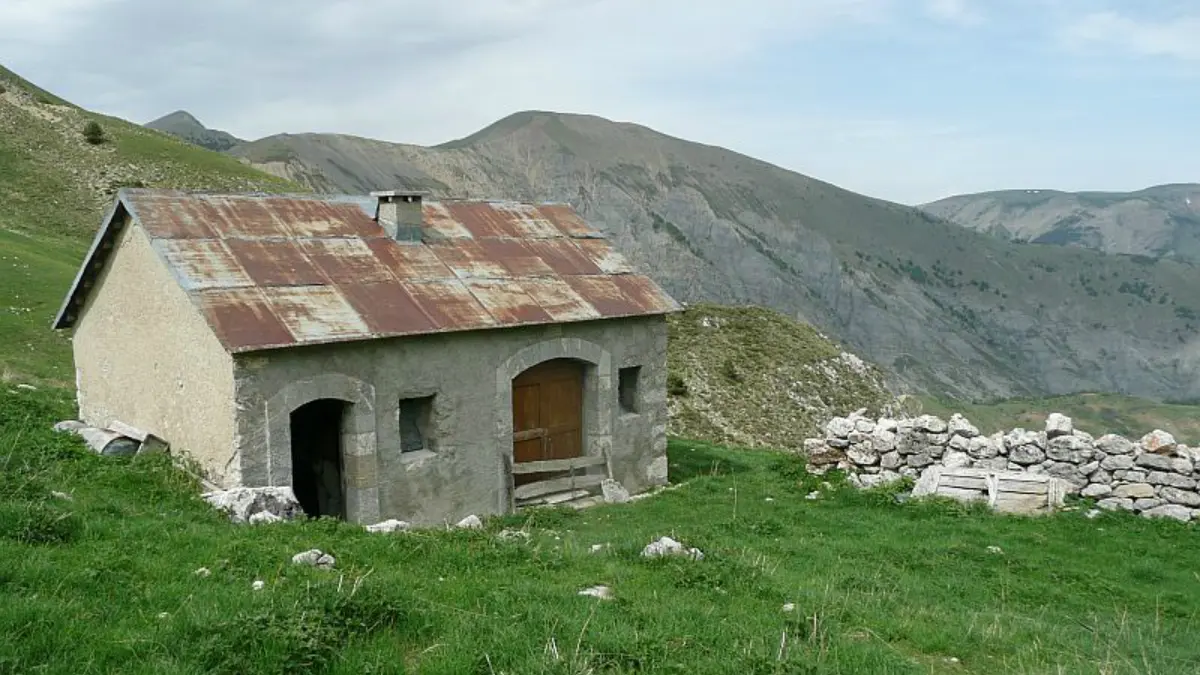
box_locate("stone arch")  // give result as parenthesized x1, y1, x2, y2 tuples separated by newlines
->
(494, 338, 613, 512)
(265, 373, 379, 524)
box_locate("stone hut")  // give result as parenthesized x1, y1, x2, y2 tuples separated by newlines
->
(53, 188, 679, 524)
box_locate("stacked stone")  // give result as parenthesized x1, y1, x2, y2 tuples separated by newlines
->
(806, 410, 1200, 522)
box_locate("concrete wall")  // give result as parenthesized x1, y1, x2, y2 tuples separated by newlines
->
(72, 218, 238, 483)
(232, 315, 669, 525)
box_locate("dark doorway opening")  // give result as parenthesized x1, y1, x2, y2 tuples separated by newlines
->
(290, 398, 348, 519)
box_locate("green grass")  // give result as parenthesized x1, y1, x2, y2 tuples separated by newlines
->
(0, 230, 81, 383)
(919, 393, 1200, 444)
(4, 387, 1199, 674)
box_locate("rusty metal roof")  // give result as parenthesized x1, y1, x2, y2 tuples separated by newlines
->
(54, 189, 680, 352)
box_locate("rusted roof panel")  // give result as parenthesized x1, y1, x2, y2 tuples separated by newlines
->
(365, 237, 454, 280)
(442, 202, 521, 238)
(421, 202, 475, 239)
(196, 288, 295, 350)
(403, 280, 498, 331)
(519, 277, 602, 322)
(131, 193, 217, 239)
(339, 279, 437, 336)
(574, 239, 634, 274)
(154, 239, 253, 290)
(523, 239, 604, 276)
(427, 241, 510, 279)
(566, 276, 656, 317)
(464, 280, 553, 325)
(263, 286, 370, 342)
(225, 238, 327, 287)
(476, 239, 556, 277)
(494, 202, 562, 239)
(58, 189, 680, 352)
(300, 238, 395, 284)
(537, 204, 597, 238)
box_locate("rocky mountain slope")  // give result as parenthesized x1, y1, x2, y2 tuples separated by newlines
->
(145, 110, 244, 152)
(0, 65, 297, 382)
(923, 184, 1200, 262)
(224, 111, 1200, 402)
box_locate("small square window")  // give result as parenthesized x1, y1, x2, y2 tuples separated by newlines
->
(618, 366, 641, 414)
(398, 395, 435, 453)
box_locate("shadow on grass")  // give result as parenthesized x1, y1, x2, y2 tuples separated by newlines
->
(666, 438, 756, 483)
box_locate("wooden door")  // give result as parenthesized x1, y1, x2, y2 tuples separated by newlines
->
(512, 359, 584, 474)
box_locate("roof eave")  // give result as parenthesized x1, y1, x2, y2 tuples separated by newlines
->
(51, 190, 137, 330)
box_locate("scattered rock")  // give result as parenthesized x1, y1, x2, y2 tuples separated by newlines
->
(782, 602, 797, 613)
(50, 490, 73, 501)
(1141, 504, 1192, 522)
(601, 479, 631, 504)
(805, 491, 821, 500)
(455, 514, 483, 530)
(986, 546, 1003, 555)
(202, 487, 303, 524)
(194, 567, 211, 578)
(578, 585, 613, 600)
(248, 511, 283, 525)
(252, 580, 265, 591)
(1045, 413, 1073, 438)
(1085, 509, 1102, 519)
(291, 549, 336, 569)
(589, 543, 610, 554)
(366, 519, 411, 533)
(1141, 430, 1177, 455)
(53, 420, 87, 434)
(641, 536, 704, 561)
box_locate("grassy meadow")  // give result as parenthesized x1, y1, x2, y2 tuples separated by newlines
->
(3, 387, 1199, 674)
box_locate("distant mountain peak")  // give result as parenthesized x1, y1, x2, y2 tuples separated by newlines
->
(145, 110, 244, 152)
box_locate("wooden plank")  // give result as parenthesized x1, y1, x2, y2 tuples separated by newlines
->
(993, 492, 1048, 513)
(996, 480, 1050, 495)
(518, 489, 593, 507)
(512, 428, 547, 442)
(510, 455, 608, 475)
(939, 475, 989, 491)
(937, 486, 988, 501)
(513, 474, 605, 500)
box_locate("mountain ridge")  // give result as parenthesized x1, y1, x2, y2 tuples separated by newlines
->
(922, 183, 1200, 262)
(145, 109, 244, 152)
(221, 110, 1200, 403)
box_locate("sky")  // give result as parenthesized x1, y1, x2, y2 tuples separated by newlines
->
(0, 0, 1196, 204)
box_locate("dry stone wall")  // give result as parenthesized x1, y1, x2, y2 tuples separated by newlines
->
(805, 409, 1199, 522)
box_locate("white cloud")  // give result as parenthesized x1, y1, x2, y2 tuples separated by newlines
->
(1062, 10, 1200, 61)
(924, 0, 983, 25)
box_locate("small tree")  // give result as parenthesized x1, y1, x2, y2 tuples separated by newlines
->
(82, 120, 106, 145)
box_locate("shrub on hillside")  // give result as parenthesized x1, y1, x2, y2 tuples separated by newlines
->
(82, 121, 107, 145)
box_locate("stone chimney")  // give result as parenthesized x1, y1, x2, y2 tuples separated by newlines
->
(371, 190, 425, 242)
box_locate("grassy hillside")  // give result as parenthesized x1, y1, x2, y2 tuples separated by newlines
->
(0, 65, 299, 384)
(919, 393, 1200, 444)
(667, 304, 891, 450)
(4, 386, 1200, 673)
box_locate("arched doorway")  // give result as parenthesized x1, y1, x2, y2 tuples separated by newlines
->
(511, 359, 585, 485)
(289, 398, 348, 519)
